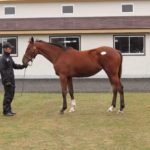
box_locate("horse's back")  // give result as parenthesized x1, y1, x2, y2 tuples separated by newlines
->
(96, 46, 120, 55)
(95, 46, 122, 75)
(82, 46, 121, 63)
(65, 46, 121, 63)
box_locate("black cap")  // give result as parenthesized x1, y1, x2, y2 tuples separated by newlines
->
(3, 42, 14, 49)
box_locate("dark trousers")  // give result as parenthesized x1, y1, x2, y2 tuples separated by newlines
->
(3, 85, 15, 114)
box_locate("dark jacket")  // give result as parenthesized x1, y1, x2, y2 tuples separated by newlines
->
(0, 52, 25, 86)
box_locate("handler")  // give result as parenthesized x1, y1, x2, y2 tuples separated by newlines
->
(0, 42, 27, 116)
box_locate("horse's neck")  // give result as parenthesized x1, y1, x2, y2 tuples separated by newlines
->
(37, 44, 63, 63)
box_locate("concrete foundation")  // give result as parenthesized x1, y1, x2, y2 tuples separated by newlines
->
(0, 78, 149, 93)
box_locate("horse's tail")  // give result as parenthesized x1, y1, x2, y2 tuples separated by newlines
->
(118, 51, 123, 79)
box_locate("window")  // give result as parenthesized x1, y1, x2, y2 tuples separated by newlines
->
(114, 35, 144, 55)
(62, 5, 74, 14)
(0, 37, 18, 56)
(50, 36, 80, 50)
(122, 4, 133, 12)
(4, 6, 15, 15)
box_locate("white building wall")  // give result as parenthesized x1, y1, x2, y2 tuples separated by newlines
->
(13, 34, 150, 78)
(122, 34, 150, 78)
(0, 1, 150, 18)
(1, 1, 150, 79)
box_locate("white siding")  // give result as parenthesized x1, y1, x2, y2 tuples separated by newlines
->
(13, 34, 150, 78)
(1, 0, 150, 79)
(0, 1, 150, 18)
(123, 34, 150, 78)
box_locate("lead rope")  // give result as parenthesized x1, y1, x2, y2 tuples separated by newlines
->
(21, 68, 27, 96)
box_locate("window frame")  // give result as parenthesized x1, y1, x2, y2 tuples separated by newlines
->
(61, 4, 74, 15)
(0, 36, 18, 57)
(4, 5, 16, 16)
(113, 35, 145, 56)
(121, 3, 134, 13)
(49, 35, 81, 50)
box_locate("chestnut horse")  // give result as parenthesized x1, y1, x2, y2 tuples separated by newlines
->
(22, 37, 125, 114)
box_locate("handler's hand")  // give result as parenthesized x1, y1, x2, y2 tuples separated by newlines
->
(23, 64, 28, 68)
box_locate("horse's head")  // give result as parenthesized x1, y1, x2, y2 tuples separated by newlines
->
(22, 37, 38, 66)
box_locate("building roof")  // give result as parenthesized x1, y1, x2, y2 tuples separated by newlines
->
(0, 16, 150, 34)
(0, 0, 148, 3)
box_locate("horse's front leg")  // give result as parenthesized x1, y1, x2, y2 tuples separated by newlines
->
(68, 77, 76, 112)
(59, 74, 68, 114)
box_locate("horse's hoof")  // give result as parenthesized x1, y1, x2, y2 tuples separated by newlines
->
(59, 111, 64, 115)
(117, 110, 124, 114)
(69, 107, 75, 113)
(107, 106, 114, 112)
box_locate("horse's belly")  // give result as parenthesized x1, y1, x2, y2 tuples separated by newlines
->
(73, 64, 102, 77)
(74, 72, 100, 77)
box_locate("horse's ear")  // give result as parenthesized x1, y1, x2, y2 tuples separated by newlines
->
(30, 37, 34, 44)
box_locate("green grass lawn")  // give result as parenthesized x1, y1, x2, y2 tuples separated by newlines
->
(0, 92, 150, 150)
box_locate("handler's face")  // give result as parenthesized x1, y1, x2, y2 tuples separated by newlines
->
(4, 48, 12, 53)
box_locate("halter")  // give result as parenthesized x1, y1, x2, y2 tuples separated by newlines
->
(24, 46, 38, 66)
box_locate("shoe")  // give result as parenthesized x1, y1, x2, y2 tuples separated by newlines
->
(3, 112, 15, 116)
(11, 112, 16, 115)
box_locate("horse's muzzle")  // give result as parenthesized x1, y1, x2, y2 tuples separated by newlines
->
(22, 56, 34, 66)
(22, 56, 29, 66)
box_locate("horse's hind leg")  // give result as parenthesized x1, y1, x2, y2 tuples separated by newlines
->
(118, 85, 125, 113)
(108, 88, 117, 112)
(59, 74, 68, 114)
(68, 77, 76, 112)
(108, 75, 125, 113)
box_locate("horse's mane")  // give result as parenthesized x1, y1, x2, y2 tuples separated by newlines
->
(36, 40, 68, 50)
